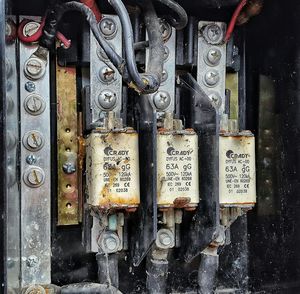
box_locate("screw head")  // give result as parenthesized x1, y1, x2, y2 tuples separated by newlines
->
(62, 162, 76, 174)
(159, 19, 172, 41)
(99, 66, 115, 83)
(98, 90, 117, 110)
(153, 91, 171, 110)
(24, 94, 45, 115)
(26, 154, 37, 165)
(98, 232, 120, 254)
(25, 81, 36, 92)
(24, 167, 45, 187)
(205, 48, 222, 65)
(203, 24, 223, 44)
(99, 18, 117, 38)
(208, 92, 222, 108)
(22, 21, 40, 37)
(24, 57, 46, 80)
(156, 229, 174, 249)
(24, 285, 46, 294)
(204, 70, 220, 87)
(23, 130, 44, 151)
(26, 255, 39, 268)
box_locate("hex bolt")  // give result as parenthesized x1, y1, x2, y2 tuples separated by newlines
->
(99, 66, 115, 83)
(204, 70, 220, 87)
(24, 167, 45, 187)
(204, 23, 223, 44)
(153, 91, 171, 110)
(206, 48, 222, 65)
(159, 19, 172, 41)
(156, 229, 174, 249)
(24, 94, 45, 115)
(25, 81, 36, 92)
(26, 154, 37, 165)
(24, 131, 44, 151)
(98, 231, 120, 254)
(62, 162, 76, 174)
(26, 255, 39, 268)
(99, 18, 117, 38)
(24, 57, 46, 80)
(22, 21, 40, 37)
(98, 90, 117, 110)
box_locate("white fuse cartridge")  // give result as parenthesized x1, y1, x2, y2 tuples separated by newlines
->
(86, 129, 140, 210)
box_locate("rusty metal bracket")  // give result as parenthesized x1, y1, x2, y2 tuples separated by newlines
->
(56, 65, 79, 225)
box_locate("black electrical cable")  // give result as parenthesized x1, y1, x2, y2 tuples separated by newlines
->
(108, 0, 162, 93)
(141, 0, 164, 83)
(154, 0, 188, 30)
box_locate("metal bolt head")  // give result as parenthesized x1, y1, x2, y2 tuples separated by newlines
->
(208, 92, 222, 108)
(24, 285, 46, 294)
(62, 162, 76, 174)
(204, 70, 220, 87)
(26, 154, 37, 165)
(153, 91, 171, 110)
(23, 130, 44, 151)
(25, 81, 36, 92)
(24, 167, 45, 187)
(98, 90, 117, 110)
(99, 66, 115, 83)
(22, 21, 40, 37)
(204, 24, 223, 44)
(26, 255, 39, 268)
(24, 57, 46, 80)
(156, 229, 174, 249)
(159, 19, 172, 41)
(205, 48, 222, 65)
(99, 18, 117, 38)
(24, 94, 45, 115)
(98, 232, 120, 254)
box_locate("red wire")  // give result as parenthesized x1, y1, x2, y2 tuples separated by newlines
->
(224, 0, 247, 42)
(80, 0, 102, 22)
(18, 17, 71, 49)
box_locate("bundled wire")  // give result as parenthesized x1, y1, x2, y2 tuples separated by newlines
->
(18, 17, 71, 48)
(224, 0, 247, 42)
(154, 0, 188, 30)
(39, 1, 163, 94)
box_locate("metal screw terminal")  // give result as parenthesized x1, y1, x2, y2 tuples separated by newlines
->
(23, 130, 44, 151)
(22, 21, 40, 37)
(156, 228, 174, 249)
(26, 154, 37, 165)
(205, 48, 222, 66)
(99, 66, 116, 83)
(25, 81, 36, 92)
(204, 70, 220, 87)
(208, 92, 222, 108)
(24, 166, 45, 188)
(24, 285, 46, 294)
(98, 231, 120, 254)
(62, 162, 76, 174)
(160, 19, 172, 41)
(24, 94, 45, 115)
(24, 57, 46, 80)
(98, 90, 117, 110)
(99, 18, 117, 38)
(203, 23, 223, 44)
(153, 91, 171, 110)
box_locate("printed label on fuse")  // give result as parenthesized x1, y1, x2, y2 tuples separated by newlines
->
(86, 131, 140, 208)
(219, 135, 256, 205)
(157, 132, 199, 207)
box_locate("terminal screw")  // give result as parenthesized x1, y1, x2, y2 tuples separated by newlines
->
(203, 23, 223, 44)
(24, 167, 45, 187)
(99, 18, 117, 38)
(153, 91, 171, 110)
(206, 48, 222, 65)
(98, 90, 117, 110)
(204, 70, 220, 87)
(99, 66, 115, 83)
(24, 57, 46, 80)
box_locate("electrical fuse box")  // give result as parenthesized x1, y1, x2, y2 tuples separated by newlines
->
(157, 128, 199, 209)
(86, 129, 140, 210)
(219, 131, 256, 206)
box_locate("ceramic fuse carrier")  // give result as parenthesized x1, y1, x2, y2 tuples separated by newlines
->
(157, 115, 200, 210)
(219, 130, 256, 207)
(86, 127, 140, 210)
